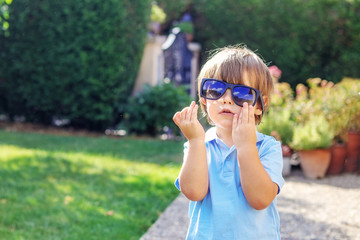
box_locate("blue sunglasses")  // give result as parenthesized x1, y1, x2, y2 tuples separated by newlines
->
(200, 78, 264, 115)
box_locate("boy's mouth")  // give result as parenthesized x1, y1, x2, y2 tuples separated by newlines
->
(220, 109, 234, 115)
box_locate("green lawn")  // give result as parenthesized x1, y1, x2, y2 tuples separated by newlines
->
(0, 130, 184, 240)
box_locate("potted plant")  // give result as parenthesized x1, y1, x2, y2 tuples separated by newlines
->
(336, 78, 360, 172)
(323, 82, 349, 174)
(290, 115, 335, 179)
(289, 79, 336, 179)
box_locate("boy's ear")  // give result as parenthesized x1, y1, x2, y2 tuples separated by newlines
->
(200, 97, 206, 105)
(255, 95, 268, 115)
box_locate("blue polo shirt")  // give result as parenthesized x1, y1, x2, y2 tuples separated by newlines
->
(175, 127, 285, 240)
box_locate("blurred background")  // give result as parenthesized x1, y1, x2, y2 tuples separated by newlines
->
(1, 1, 360, 239)
(1, 0, 359, 134)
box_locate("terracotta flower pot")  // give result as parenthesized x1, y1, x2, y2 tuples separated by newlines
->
(327, 143, 347, 175)
(345, 132, 360, 172)
(299, 149, 331, 179)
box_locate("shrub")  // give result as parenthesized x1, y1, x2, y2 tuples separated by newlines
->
(0, 0, 151, 130)
(335, 78, 360, 133)
(121, 82, 192, 136)
(192, 0, 360, 87)
(289, 78, 339, 149)
(290, 115, 335, 151)
(258, 108, 294, 146)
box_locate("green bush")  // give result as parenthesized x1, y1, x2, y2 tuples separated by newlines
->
(121, 82, 192, 136)
(0, 0, 151, 129)
(290, 115, 335, 151)
(192, 0, 360, 87)
(258, 108, 294, 146)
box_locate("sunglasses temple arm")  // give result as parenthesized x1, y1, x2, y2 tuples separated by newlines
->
(258, 94, 265, 116)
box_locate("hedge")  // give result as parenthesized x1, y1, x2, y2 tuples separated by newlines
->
(192, 0, 360, 87)
(0, 0, 151, 129)
(158, 0, 360, 87)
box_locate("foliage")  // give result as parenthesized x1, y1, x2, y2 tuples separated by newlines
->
(271, 82, 294, 108)
(259, 82, 295, 146)
(0, 0, 152, 130)
(151, 2, 166, 23)
(261, 77, 359, 149)
(294, 78, 360, 143)
(192, 0, 360, 87)
(290, 115, 335, 151)
(121, 82, 192, 136)
(0, 130, 183, 240)
(0, 0, 11, 33)
(290, 78, 339, 149)
(336, 78, 360, 133)
(175, 21, 194, 34)
(258, 108, 294, 146)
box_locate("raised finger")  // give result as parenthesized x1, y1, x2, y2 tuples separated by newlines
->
(186, 101, 195, 121)
(242, 102, 249, 123)
(191, 103, 199, 121)
(173, 112, 181, 126)
(248, 105, 255, 125)
(238, 108, 243, 124)
(233, 113, 239, 129)
(180, 107, 190, 120)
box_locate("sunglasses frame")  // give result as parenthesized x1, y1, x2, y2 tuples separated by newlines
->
(200, 78, 264, 115)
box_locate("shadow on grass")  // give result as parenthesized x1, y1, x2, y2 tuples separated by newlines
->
(0, 140, 181, 239)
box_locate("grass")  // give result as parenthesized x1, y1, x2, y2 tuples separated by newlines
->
(0, 130, 184, 240)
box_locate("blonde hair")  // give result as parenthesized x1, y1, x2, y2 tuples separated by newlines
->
(197, 45, 274, 124)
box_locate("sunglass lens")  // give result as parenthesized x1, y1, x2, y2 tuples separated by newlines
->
(202, 80, 226, 99)
(233, 87, 256, 106)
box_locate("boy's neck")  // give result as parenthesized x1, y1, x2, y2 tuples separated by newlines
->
(216, 127, 234, 148)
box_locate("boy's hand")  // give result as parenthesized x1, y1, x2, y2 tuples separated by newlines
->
(232, 102, 257, 150)
(173, 101, 205, 142)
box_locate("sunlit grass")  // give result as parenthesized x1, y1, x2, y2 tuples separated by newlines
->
(0, 130, 184, 239)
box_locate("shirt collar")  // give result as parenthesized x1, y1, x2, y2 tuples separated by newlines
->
(205, 127, 265, 143)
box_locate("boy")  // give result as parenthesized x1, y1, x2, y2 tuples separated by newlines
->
(173, 46, 284, 239)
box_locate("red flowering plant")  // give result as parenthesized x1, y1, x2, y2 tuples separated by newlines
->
(268, 65, 282, 82)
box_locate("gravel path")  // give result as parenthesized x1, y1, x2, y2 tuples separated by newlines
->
(141, 170, 360, 240)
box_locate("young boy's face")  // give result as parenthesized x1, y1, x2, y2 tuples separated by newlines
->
(200, 73, 265, 130)
(201, 88, 240, 130)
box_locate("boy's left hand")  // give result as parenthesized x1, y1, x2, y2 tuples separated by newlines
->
(232, 102, 257, 150)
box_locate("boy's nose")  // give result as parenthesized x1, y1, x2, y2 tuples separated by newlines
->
(221, 89, 234, 104)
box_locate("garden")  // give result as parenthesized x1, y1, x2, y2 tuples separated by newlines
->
(0, 0, 360, 239)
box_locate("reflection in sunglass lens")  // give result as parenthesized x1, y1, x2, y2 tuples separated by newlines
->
(202, 80, 226, 99)
(233, 87, 256, 105)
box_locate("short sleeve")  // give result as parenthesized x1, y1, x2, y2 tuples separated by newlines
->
(258, 137, 285, 193)
(174, 141, 189, 191)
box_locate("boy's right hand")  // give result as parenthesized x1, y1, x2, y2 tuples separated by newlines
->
(173, 101, 205, 142)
